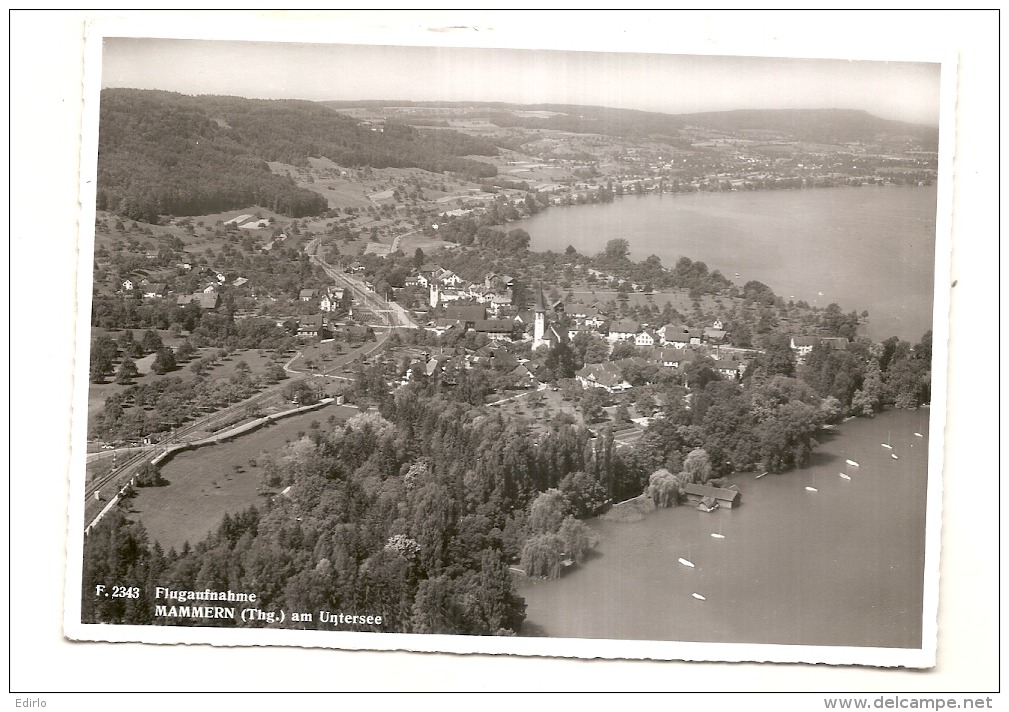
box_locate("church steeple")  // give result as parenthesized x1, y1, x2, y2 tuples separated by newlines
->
(532, 284, 547, 350)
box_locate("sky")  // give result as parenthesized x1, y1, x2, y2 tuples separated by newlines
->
(99, 14, 943, 126)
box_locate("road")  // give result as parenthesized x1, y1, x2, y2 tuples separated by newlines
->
(306, 236, 418, 330)
(85, 237, 411, 529)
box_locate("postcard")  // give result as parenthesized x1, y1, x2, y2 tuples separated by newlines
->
(62, 12, 955, 669)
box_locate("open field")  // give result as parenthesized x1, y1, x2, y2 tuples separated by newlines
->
(126, 402, 360, 551)
(86, 345, 293, 435)
(561, 286, 724, 316)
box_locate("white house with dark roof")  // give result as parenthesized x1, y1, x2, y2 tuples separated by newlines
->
(607, 320, 640, 342)
(652, 347, 687, 369)
(576, 362, 632, 393)
(790, 335, 820, 356)
(489, 294, 512, 315)
(662, 324, 702, 348)
(634, 330, 658, 347)
(177, 292, 219, 310)
(474, 319, 517, 342)
(297, 314, 328, 339)
(142, 283, 166, 299)
(713, 359, 741, 380)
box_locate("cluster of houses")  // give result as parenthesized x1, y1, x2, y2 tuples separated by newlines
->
(407, 272, 754, 391)
(299, 286, 347, 313)
(117, 263, 249, 311)
(407, 264, 516, 315)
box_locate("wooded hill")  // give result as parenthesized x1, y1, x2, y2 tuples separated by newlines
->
(96, 89, 501, 222)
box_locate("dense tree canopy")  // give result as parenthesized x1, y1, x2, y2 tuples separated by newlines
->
(97, 89, 499, 221)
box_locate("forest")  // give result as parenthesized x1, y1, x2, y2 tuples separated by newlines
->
(83, 389, 612, 633)
(83, 312, 931, 634)
(96, 89, 501, 222)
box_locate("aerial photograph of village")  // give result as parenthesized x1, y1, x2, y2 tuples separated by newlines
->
(72, 35, 944, 656)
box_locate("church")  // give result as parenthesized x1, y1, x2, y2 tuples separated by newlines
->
(531, 286, 567, 351)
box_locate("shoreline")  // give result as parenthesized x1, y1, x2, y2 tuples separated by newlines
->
(517, 407, 932, 646)
(505, 184, 936, 343)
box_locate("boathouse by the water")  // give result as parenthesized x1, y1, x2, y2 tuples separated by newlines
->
(683, 483, 741, 509)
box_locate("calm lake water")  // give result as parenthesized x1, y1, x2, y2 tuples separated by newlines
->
(517, 186, 938, 343)
(518, 408, 931, 648)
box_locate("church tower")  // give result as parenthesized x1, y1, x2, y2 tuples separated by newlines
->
(532, 285, 548, 351)
(429, 282, 440, 309)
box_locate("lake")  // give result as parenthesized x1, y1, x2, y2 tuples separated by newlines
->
(515, 186, 938, 343)
(518, 408, 931, 648)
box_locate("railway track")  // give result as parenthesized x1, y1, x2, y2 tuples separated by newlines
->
(82, 377, 303, 522)
(83, 239, 403, 529)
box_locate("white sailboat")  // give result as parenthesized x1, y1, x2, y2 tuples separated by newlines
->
(711, 520, 725, 539)
(891, 453, 899, 460)
(839, 472, 851, 480)
(678, 557, 695, 568)
(914, 432, 923, 438)
(845, 459, 860, 467)
(882, 430, 893, 449)
(692, 593, 706, 601)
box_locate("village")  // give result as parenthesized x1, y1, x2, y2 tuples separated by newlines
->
(89, 200, 863, 459)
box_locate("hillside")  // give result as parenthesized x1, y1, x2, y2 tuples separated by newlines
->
(675, 108, 939, 146)
(96, 89, 501, 222)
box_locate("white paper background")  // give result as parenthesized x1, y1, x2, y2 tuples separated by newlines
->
(7, 9, 1000, 700)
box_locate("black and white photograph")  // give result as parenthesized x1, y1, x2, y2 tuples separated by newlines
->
(10, 11, 992, 696)
(58, 14, 957, 668)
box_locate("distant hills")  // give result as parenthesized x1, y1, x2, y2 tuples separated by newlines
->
(674, 109, 939, 145)
(323, 100, 938, 146)
(96, 89, 939, 222)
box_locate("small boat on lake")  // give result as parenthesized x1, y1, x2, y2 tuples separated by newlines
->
(891, 453, 899, 460)
(845, 459, 860, 467)
(839, 473, 851, 480)
(755, 471, 769, 479)
(914, 432, 923, 438)
(711, 533, 725, 539)
(881, 443, 893, 449)
(805, 486, 818, 492)
(692, 593, 706, 601)
(678, 557, 695, 568)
